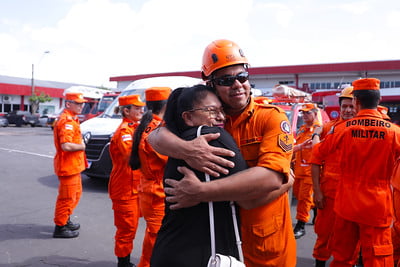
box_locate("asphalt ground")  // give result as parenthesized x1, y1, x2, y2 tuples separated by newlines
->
(0, 126, 319, 266)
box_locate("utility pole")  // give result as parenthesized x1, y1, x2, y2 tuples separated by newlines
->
(31, 50, 50, 96)
(30, 51, 50, 113)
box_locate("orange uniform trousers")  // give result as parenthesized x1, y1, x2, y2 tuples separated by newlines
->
(112, 197, 140, 258)
(137, 179, 165, 267)
(293, 175, 314, 223)
(330, 216, 393, 267)
(54, 173, 82, 226)
(393, 188, 400, 266)
(313, 196, 335, 261)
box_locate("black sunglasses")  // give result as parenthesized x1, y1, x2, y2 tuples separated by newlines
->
(212, 72, 249, 87)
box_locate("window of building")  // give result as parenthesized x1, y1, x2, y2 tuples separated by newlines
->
(4, 104, 12, 112)
(279, 81, 295, 85)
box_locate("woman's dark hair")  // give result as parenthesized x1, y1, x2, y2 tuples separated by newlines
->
(163, 84, 215, 136)
(130, 99, 168, 170)
(353, 90, 380, 109)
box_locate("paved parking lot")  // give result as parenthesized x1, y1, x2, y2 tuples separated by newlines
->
(0, 126, 318, 266)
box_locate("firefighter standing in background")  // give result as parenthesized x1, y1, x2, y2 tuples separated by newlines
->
(109, 95, 145, 267)
(310, 86, 356, 267)
(53, 92, 87, 239)
(312, 78, 400, 266)
(392, 161, 400, 267)
(130, 87, 171, 267)
(292, 103, 321, 239)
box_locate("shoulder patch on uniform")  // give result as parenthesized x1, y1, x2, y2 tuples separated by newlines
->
(280, 121, 291, 133)
(121, 134, 132, 142)
(278, 133, 293, 152)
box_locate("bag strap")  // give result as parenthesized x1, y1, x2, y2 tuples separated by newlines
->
(196, 126, 244, 263)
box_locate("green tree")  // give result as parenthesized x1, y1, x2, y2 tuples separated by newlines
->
(29, 91, 52, 114)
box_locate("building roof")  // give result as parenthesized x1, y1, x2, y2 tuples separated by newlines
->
(0, 75, 96, 98)
(0, 74, 82, 89)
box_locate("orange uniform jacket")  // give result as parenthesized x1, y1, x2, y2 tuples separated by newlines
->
(138, 114, 167, 198)
(294, 121, 321, 181)
(109, 118, 141, 200)
(312, 109, 400, 227)
(224, 98, 296, 267)
(53, 109, 87, 176)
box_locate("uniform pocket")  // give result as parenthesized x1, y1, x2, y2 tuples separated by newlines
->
(373, 244, 393, 256)
(251, 214, 284, 258)
(241, 142, 260, 163)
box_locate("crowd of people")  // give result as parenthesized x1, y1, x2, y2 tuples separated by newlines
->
(51, 39, 400, 267)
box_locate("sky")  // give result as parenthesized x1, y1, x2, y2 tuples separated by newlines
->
(1, 0, 400, 88)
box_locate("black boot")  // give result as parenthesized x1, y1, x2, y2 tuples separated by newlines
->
(293, 220, 306, 239)
(117, 255, 135, 267)
(66, 218, 80, 231)
(315, 259, 326, 267)
(312, 207, 317, 225)
(53, 225, 79, 238)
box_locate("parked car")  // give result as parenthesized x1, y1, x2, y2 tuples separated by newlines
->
(0, 115, 8, 127)
(38, 115, 50, 127)
(46, 111, 63, 129)
(5, 110, 40, 127)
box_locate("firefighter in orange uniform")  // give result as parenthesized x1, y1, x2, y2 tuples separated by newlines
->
(109, 95, 145, 267)
(148, 39, 296, 267)
(392, 161, 400, 267)
(130, 87, 171, 267)
(292, 103, 321, 239)
(310, 86, 356, 266)
(53, 92, 88, 238)
(312, 78, 400, 266)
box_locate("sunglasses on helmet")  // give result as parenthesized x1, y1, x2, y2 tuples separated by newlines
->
(212, 72, 249, 87)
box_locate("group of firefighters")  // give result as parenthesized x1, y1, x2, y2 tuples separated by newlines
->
(51, 38, 400, 267)
(291, 81, 400, 267)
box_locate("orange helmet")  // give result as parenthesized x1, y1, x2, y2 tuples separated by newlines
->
(339, 86, 354, 99)
(201, 39, 248, 78)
